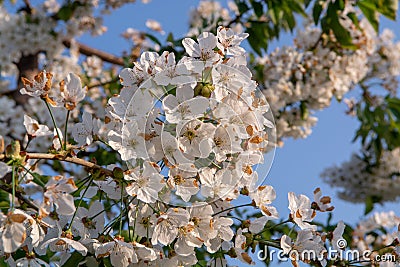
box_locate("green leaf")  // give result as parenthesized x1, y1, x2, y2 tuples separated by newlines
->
(312, 1, 323, 24)
(246, 27, 263, 55)
(251, 1, 264, 18)
(323, 1, 356, 48)
(166, 32, 174, 43)
(237, 1, 250, 14)
(300, 101, 309, 120)
(56, 5, 74, 21)
(145, 33, 162, 46)
(375, 0, 398, 20)
(63, 252, 84, 267)
(358, 1, 380, 31)
(364, 196, 374, 215)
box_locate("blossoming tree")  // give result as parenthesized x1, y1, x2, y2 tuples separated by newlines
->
(0, 0, 399, 266)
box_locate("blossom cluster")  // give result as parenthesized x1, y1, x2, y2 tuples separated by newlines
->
(259, 18, 400, 141)
(0, 0, 399, 265)
(0, 0, 137, 84)
(321, 148, 400, 203)
(0, 26, 277, 266)
(1, 25, 383, 267)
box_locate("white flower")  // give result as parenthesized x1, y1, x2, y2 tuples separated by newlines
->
(332, 221, 346, 251)
(281, 230, 327, 266)
(200, 168, 238, 200)
(162, 85, 209, 123)
(167, 166, 199, 202)
(0, 210, 40, 253)
(205, 217, 234, 253)
(174, 222, 204, 256)
(41, 234, 87, 256)
(20, 70, 53, 99)
(161, 131, 194, 167)
(94, 177, 122, 200)
(72, 111, 101, 146)
(59, 73, 87, 110)
(177, 119, 216, 158)
(234, 229, 255, 265)
(146, 19, 165, 34)
(124, 161, 165, 203)
(153, 52, 194, 86)
(71, 201, 105, 239)
(188, 203, 214, 243)
(15, 257, 50, 267)
(108, 120, 147, 161)
(182, 32, 221, 62)
(128, 203, 154, 238)
(95, 239, 136, 267)
(151, 208, 189, 246)
(249, 216, 269, 234)
(288, 192, 317, 230)
(250, 185, 279, 219)
(313, 188, 334, 212)
(216, 26, 249, 56)
(23, 115, 52, 137)
(119, 67, 147, 87)
(212, 124, 242, 162)
(43, 176, 77, 216)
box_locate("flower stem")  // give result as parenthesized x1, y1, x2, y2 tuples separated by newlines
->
(212, 203, 253, 216)
(63, 109, 70, 150)
(68, 175, 94, 230)
(11, 165, 16, 211)
(119, 182, 124, 235)
(44, 100, 63, 149)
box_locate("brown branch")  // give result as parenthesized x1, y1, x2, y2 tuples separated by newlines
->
(13, 53, 39, 105)
(0, 153, 114, 177)
(63, 39, 125, 66)
(0, 183, 39, 211)
(87, 77, 119, 89)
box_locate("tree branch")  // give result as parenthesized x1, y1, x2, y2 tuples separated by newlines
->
(63, 39, 125, 66)
(87, 77, 119, 89)
(0, 153, 114, 177)
(0, 183, 39, 211)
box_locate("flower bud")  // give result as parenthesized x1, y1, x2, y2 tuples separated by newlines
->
(194, 82, 215, 98)
(5, 140, 21, 161)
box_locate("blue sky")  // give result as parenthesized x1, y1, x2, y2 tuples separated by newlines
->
(78, 1, 400, 265)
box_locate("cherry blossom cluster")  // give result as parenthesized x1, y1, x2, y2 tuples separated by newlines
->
(351, 211, 400, 265)
(259, 18, 400, 142)
(0, 26, 367, 267)
(321, 148, 400, 203)
(0, 0, 137, 83)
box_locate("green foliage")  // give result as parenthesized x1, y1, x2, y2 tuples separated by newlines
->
(364, 195, 383, 215)
(0, 189, 9, 213)
(234, 0, 308, 54)
(354, 95, 400, 163)
(55, 1, 84, 21)
(63, 251, 85, 266)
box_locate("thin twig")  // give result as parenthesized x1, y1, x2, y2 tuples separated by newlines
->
(63, 40, 125, 66)
(87, 77, 119, 89)
(0, 184, 39, 211)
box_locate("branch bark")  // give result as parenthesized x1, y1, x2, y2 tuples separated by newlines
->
(0, 153, 114, 177)
(13, 53, 39, 105)
(63, 39, 125, 66)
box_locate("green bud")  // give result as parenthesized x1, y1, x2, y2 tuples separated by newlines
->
(113, 167, 124, 180)
(194, 82, 215, 98)
(5, 140, 24, 163)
